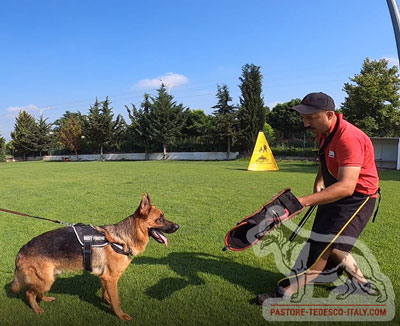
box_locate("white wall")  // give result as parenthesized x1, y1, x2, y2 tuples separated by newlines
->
(371, 138, 400, 170)
(43, 152, 239, 161)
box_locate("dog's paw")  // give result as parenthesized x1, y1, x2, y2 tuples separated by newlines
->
(33, 306, 45, 314)
(40, 295, 56, 302)
(118, 313, 132, 321)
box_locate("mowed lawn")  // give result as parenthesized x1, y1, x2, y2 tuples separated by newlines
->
(0, 160, 398, 326)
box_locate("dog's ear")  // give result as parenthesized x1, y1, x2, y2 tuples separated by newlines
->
(146, 193, 152, 206)
(139, 194, 151, 216)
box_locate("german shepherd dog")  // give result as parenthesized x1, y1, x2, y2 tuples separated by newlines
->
(10, 194, 179, 321)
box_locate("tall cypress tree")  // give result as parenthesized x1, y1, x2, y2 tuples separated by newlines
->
(237, 63, 266, 153)
(33, 116, 53, 157)
(212, 84, 237, 156)
(126, 93, 153, 158)
(10, 111, 38, 159)
(147, 84, 187, 158)
(87, 97, 115, 160)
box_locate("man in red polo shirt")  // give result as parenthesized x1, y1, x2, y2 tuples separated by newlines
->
(256, 92, 379, 303)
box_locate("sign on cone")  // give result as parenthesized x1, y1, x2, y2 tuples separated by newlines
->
(248, 131, 279, 171)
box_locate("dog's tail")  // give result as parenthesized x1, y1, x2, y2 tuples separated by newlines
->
(10, 267, 25, 293)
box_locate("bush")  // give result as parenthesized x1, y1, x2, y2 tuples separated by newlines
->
(263, 123, 276, 145)
(271, 146, 317, 158)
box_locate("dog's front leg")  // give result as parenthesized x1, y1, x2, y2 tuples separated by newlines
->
(100, 278, 111, 305)
(100, 273, 132, 321)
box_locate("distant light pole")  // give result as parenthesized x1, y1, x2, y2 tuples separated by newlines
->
(38, 107, 50, 119)
(387, 0, 400, 65)
(160, 79, 176, 94)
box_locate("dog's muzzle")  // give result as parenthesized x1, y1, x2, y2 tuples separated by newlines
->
(149, 223, 179, 247)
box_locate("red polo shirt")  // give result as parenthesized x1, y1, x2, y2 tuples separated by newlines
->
(318, 114, 379, 195)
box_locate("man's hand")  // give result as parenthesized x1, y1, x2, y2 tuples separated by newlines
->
(313, 165, 324, 193)
(314, 180, 324, 193)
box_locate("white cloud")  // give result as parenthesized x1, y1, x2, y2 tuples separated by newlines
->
(6, 104, 50, 119)
(382, 56, 399, 67)
(266, 101, 282, 109)
(134, 72, 189, 90)
(7, 104, 39, 113)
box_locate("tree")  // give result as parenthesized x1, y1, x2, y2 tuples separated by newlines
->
(33, 116, 53, 157)
(147, 84, 187, 158)
(183, 109, 213, 138)
(212, 84, 237, 156)
(237, 63, 266, 153)
(180, 109, 215, 151)
(125, 93, 153, 157)
(87, 97, 124, 160)
(10, 111, 38, 159)
(267, 99, 304, 140)
(53, 111, 88, 131)
(112, 114, 127, 153)
(182, 109, 210, 139)
(263, 122, 276, 146)
(53, 110, 90, 154)
(57, 116, 86, 159)
(341, 58, 400, 137)
(0, 133, 6, 162)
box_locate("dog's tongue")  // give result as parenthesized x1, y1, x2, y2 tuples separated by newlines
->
(156, 231, 168, 247)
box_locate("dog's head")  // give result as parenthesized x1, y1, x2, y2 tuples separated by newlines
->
(137, 194, 179, 247)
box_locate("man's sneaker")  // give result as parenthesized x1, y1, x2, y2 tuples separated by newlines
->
(330, 278, 376, 296)
(255, 286, 291, 305)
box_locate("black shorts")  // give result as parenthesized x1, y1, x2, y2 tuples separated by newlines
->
(278, 194, 376, 287)
(311, 194, 376, 254)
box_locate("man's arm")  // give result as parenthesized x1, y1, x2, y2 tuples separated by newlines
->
(298, 166, 361, 207)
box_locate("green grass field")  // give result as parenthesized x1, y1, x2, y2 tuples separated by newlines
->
(0, 160, 398, 326)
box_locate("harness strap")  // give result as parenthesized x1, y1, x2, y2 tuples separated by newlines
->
(83, 235, 93, 272)
(319, 118, 340, 188)
(111, 243, 133, 256)
(72, 224, 133, 272)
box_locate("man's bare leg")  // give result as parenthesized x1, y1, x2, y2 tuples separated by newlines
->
(330, 248, 367, 283)
(284, 247, 332, 296)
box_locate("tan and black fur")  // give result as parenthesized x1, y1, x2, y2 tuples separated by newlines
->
(10, 194, 179, 321)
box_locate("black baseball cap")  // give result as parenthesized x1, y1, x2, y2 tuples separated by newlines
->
(291, 92, 335, 114)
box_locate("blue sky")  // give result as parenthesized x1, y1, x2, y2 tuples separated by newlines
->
(0, 0, 398, 140)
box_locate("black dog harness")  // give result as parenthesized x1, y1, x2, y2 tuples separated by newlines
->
(0, 209, 133, 272)
(72, 223, 132, 272)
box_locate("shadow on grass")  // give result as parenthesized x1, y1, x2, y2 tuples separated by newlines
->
(225, 162, 318, 174)
(4, 272, 113, 316)
(134, 251, 280, 301)
(225, 168, 248, 171)
(4, 282, 31, 309)
(4, 253, 280, 311)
